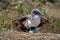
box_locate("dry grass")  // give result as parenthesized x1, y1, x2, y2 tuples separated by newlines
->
(0, 30, 60, 40)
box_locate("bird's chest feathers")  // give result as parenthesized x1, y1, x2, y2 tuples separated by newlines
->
(31, 15, 40, 27)
(32, 15, 40, 22)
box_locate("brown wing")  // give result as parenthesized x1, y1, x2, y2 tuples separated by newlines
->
(12, 16, 29, 32)
(37, 16, 49, 27)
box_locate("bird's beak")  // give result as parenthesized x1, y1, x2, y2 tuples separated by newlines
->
(40, 12, 45, 16)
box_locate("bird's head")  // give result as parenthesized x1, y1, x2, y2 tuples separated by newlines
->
(31, 9, 44, 16)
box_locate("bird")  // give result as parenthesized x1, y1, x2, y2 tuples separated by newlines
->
(12, 9, 44, 33)
(25, 9, 44, 33)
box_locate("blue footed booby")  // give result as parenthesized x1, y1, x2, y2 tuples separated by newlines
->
(25, 9, 44, 33)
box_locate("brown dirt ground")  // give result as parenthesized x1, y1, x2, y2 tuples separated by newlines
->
(0, 30, 60, 40)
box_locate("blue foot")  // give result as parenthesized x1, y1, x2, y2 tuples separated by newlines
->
(29, 29, 38, 33)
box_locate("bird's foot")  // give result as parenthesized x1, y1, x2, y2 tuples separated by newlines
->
(29, 29, 38, 33)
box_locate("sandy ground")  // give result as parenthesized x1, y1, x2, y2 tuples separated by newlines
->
(0, 30, 60, 40)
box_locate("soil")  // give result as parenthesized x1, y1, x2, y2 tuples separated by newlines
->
(0, 30, 60, 40)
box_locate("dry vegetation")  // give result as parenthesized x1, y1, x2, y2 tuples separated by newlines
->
(0, 30, 60, 40)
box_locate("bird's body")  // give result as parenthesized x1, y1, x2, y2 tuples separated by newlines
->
(26, 15, 40, 27)
(30, 15, 41, 27)
(25, 9, 44, 33)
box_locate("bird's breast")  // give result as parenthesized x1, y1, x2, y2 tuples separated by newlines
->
(31, 15, 41, 27)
